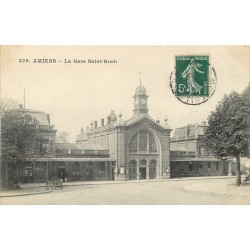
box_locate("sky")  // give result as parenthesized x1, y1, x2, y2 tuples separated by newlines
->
(1, 46, 249, 142)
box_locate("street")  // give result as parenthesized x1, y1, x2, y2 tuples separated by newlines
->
(1, 177, 250, 205)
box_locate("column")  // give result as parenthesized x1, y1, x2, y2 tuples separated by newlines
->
(65, 161, 68, 181)
(147, 133, 150, 153)
(137, 133, 140, 152)
(161, 129, 171, 179)
(137, 164, 139, 180)
(146, 164, 149, 179)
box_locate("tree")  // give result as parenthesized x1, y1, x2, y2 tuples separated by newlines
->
(0, 99, 40, 189)
(56, 131, 69, 143)
(203, 86, 250, 186)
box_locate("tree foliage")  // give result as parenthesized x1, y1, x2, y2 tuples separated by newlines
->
(56, 131, 69, 143)
(203, 84, 250, 185)
(0, 99, 40, 188)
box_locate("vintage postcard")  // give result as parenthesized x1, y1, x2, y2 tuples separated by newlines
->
(0, 45, 249, 205)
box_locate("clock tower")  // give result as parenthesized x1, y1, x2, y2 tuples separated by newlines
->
(133, 77, 149, 117)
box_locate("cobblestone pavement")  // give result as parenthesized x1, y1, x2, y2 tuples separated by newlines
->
(1, 177, 249, 205)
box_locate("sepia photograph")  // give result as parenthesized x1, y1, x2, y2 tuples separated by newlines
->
(0, 45, 249, 205)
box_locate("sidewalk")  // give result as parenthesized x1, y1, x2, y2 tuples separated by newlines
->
(0, 186, 51, 198)
(183, 178, 250, 197)
(0, 175, 239, 198)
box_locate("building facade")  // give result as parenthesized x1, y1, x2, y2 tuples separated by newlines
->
(11, 84, 233, 184)
(76, 84, 172, 181)
(15, 84, 171, 183)
(15, 106, 57, 183)
(170, 123, 232, 178)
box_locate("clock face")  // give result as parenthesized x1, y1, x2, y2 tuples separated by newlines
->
(141, 99, 146, 105)
(135, 98, 139, 105)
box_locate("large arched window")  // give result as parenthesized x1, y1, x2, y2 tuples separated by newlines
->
(149, 134, 157, 152)
(129, 131, 158, 153)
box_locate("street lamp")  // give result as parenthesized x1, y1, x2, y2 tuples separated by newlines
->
(42, 139, 50, 190)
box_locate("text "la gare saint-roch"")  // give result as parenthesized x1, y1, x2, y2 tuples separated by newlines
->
(64, 59, 118, 64)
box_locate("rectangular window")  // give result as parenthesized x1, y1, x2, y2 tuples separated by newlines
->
(198, 163, 203, 171)
(179, 151, 186, 155)
(99, 162, 105, 175)
(207, 162, 211, 171)
(199, 147, 205, 155)
(216, 162, 219, 171)
(180, 165, 184, 173)
(188, 162, 193, 171)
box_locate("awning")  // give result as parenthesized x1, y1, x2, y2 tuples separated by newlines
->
(170, 158, 221, 162)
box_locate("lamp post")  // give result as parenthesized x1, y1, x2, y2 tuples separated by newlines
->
(42, 139, 50, 190)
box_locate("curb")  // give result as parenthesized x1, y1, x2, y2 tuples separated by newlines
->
(37, 176, 235, 188)
(1, 176, 236, 197)
(0, 190, 51, 198)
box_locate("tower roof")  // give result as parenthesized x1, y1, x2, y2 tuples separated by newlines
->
(135, 84, 147, 95)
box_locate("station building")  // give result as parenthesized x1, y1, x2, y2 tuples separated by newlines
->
(170, 123, 232, 178)
(12, 83, 232, 184)
(15, 83, 172, 183)
(75, 83, 172, 181)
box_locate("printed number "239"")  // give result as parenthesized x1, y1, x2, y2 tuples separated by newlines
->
(19, 59, 30, 63)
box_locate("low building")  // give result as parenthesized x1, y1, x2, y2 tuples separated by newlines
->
(170, 123, 232, 178)
(43, 142, 115, 182)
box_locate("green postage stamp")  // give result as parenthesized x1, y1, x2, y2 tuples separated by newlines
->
(170, 55, 216, 105)
(176, 56, 209, 96)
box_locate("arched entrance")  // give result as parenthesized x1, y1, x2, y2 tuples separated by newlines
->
(128, 130, 160, 180)
(129, 160, 137, 180)
(149, 159, 157, 179)
(139, 159, 147, 179)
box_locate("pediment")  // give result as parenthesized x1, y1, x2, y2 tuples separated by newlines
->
(125, 115, 170, 133)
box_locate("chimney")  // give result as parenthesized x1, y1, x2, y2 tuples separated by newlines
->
(107, 116, 111, 125)
(101, 118, 105, 127)
(156, 120, 160, 124)
(94, 121, 98, 129)
(46, 114, 50, 124)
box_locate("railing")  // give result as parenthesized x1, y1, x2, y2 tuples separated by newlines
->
(55, 149, 109, 157)
(171, 135, 197, 141)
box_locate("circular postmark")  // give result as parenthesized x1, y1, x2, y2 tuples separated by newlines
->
(170, 55, 217, 105)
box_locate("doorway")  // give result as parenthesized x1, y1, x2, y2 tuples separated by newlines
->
(86, 162, 94, 180)
(72, 162, 80, 181)
(58, 167, 66, 181)
(24, 166, 33, 183)
(139, 159, 147, 179)
(139, 167, 146, 179)
(129, 160, 137, 180)
(149, 159, 157, 179)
